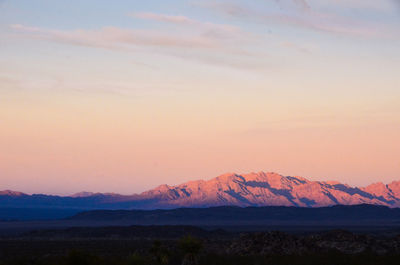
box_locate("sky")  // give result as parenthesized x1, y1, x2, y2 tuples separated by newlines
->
(0, 0, 399, 195)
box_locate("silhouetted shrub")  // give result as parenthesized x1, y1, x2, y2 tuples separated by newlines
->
(179, 236, 203, 255)
(125, 253, 148, 265)
(64, 250, 102, 265)
(150, 240, 170, 265)
(179, 236, 203, 265)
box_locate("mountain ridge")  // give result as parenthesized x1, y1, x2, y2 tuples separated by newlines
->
(1, 171, 400, 210)
(136, 171, 400, 208)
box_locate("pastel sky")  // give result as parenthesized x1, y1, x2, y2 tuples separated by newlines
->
(0, 0, 399, 195)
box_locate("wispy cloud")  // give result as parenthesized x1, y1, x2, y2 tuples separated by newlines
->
(274, 0, 311, 11)
(132, 12, 196, 24)
(201, 0, 398, 39)
(330, 0, 399, 12)
(10, 24, 220, 49)
(10, 18, 267, 71)
(130, 12, 242, 39)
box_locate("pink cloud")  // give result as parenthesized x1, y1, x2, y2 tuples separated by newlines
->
(202, 1, 398, 39)
(9, 23, 267, 71)
(10, 24, 221, 49)
(274, 0, 311, 11)
(130, 12, 243, 39)
(330, 0, 398, 11)
(132, 12, 195, 24)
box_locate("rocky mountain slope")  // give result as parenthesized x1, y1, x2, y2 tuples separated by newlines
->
(138, 172, 400, 208)
(1, 172, 400, 211)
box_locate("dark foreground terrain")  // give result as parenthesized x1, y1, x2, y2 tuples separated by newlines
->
(2, 204, 400, 224)
(1, 225, 400, 265)
(1, 205, 400, 264)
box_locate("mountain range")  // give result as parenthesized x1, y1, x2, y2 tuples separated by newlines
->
(1, 172, 400, 213)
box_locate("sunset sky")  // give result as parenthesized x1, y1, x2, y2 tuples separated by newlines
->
(0, 0, 399, 195)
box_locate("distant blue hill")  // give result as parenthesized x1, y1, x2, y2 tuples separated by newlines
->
(2, 171, 400, 221)
(68, 204, 400, 225)
(0, 208, 82, 221)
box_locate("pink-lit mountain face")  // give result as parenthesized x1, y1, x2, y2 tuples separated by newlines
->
(138, 172, 400, 208)
(0, 190, 26, 197)
(1, 172, 400, 209)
